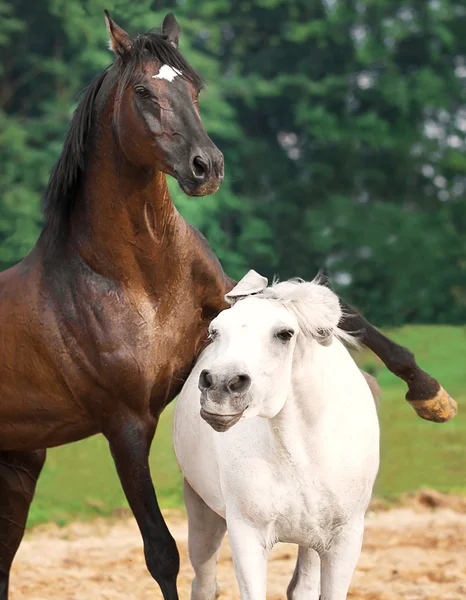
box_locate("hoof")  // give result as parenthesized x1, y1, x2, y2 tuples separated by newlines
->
(407, 386, 458, 423)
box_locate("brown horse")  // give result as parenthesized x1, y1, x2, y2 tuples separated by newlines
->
(0, 11, 456, 600)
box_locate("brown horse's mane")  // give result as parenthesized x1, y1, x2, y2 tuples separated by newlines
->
(42, 30, 203, 246)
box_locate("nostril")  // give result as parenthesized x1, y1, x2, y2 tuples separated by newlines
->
(199, 369, 213, 391)
(227, 374, 251, 394)
(192, 156, 208, 180)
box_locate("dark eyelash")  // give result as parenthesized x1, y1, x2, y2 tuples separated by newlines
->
(275, 329, 294, 342)
(134, 85, 149, 98)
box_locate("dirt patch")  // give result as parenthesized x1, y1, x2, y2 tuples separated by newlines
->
(11, 493, 466, 599)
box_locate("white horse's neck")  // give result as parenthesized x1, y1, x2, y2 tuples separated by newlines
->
(267, 336, 363, 465)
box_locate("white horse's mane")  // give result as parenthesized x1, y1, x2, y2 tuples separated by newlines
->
(257, 275, 360, 347)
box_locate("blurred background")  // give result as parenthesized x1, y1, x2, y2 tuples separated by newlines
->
(0, 0, 465, 525)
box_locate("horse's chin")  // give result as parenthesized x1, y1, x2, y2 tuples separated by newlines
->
(178, 178, 222, 197)
(200, 408, 244, 432)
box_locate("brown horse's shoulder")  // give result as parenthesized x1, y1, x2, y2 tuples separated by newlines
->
(0, 232, 228, 428)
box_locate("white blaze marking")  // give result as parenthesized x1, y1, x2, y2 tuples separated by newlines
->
(152, 64, 182, 82)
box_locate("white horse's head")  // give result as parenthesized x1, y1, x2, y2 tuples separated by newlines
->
(198, 271, 356, 432)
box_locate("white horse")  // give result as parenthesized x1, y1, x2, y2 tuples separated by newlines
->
(174, 270, 380, 600)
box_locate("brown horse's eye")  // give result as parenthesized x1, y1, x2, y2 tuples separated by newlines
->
(134, 86, 150, 99)
(275, 329, 294, 343)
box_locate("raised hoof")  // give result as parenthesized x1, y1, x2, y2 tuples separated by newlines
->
(407, 386, 458, 423)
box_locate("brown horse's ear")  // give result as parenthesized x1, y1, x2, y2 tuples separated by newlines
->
(162, 13, 181, 48)
(104, 10, 132, 57)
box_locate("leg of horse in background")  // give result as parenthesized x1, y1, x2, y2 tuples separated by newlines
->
(360, 370, 381, 406)
(319, 518, 364, 600)
(184, 479, 226, 600)
(286, 546, 320, 600)
(0, 449, 46, 600)
(105, 415, 179, 600)
(339, 301, 458, 422)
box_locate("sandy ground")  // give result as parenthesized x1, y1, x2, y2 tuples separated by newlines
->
(10, 491, 466, 600)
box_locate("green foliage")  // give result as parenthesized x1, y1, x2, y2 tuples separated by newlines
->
(1, 0, 465, 324)
(28, 325, 466, 526)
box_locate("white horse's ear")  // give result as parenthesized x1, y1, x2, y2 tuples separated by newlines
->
(225, 270, 268, 305)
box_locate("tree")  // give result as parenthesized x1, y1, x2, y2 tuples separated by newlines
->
(179, 0, 466, 323)
(1, 0, 465, 324)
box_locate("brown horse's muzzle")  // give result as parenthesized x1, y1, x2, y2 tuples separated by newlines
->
(177, 145, 224, 196)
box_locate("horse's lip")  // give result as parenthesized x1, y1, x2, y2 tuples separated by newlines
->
(178, 177, 221, 197)
(200, 408, 243, 432)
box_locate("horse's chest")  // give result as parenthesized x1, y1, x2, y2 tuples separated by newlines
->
(124, 296, 207, 403)
(223, 450, 344, 549)
(70, 288, 208, 414)
(273, 485, 344, 547)
(149, 301, 208, 409)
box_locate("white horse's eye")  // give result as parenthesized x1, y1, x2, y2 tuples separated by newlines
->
(275, 329, 294, 342)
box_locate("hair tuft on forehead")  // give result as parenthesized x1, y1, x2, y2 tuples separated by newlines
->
(257, 276, 360, 347)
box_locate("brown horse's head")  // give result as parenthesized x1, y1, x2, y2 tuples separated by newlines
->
(104, 11, 224, 196)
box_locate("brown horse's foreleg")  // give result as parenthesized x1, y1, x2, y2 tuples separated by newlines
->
(105, 415, 179, 600)
(0, 449, 46, 599)
(339, 301, 458, 423)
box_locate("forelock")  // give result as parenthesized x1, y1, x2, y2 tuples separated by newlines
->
(257, 276, 359, 346)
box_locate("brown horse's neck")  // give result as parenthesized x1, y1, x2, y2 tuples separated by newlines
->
(68, 115, 185, 291)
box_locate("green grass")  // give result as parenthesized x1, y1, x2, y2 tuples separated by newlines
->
(28, 325, 466, 527)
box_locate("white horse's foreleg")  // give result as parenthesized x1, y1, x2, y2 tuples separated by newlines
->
(227, 518, 269, 600)
(287, 546, 321, 600)
(319, 518, 364, 600)
(184, 479, 226, 600)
